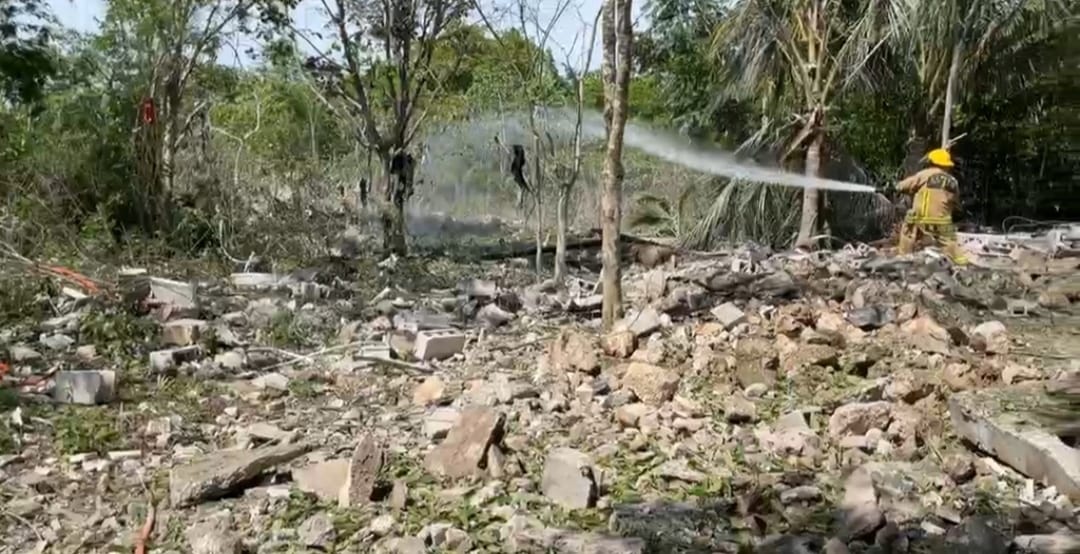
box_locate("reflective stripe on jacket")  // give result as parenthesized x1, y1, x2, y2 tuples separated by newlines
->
(896, 168, 959, 224)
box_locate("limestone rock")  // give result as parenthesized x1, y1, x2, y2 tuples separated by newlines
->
(413, 376, 448, 407)
(828, 402, 892, 439)
(298, 512, 336, 549)
(711, 302, 747, 330)
(170, 442, 312, 507)
(840, 466, 883, 540)
(549, 330, 601, 375)
(186, 515, 239, 554)
(971, 320, 1009, 355)
(541, 447, 597, 509)
(601, 331, 637, 359)
(339, 435, 385, 508)
(293, 459, 348, 502)
(901, 316, 951, 354)
(424, 407, 504, 479)
(620, 362, 680, 405)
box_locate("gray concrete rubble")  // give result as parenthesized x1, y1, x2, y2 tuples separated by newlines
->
(3, 230, 1079, 552)
(949, 383, 1080, 500)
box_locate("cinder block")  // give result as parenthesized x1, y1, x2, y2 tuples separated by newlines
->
(53, 370, 116, 405)
(414, 329, 466, 361)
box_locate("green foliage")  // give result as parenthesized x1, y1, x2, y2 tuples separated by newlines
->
(0, 0, 1076, 258)
(0, 0, 57, 105)
(54, 407, 130, 455)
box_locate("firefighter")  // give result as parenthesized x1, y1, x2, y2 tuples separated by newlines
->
(894, 148, 969, 265)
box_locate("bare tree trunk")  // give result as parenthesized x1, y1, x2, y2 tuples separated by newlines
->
(554, 184, 570, 281)
(941, 42, 962, 148)
(600, 0, 632, 329)
(529, 112, 544, 275)
(160, 109, 178, 229)
(382, 150, 413, 256)
(795, 130, 824, 249)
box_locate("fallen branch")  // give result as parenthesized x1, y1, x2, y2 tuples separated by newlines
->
(0, 241, 109, 296)
(1, 509, 44, 543)
(133, 474, 156, 554)
(132, 503, 155, 554)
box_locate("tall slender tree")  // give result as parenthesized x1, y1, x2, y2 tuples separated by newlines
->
(599, 0, 632, 329)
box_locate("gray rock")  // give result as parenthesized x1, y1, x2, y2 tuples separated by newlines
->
(39, 333, 74, 350)
(615, 306, 664, 337)
(839, 465, 883, 540)
(423, 407, 461, 440)
(502, 515, 645, 553)
(478, 303, 514, 328)
(298, 512, 336, 549)
(846, 305, 893, 330)
(723, 393, 757, 423)
(620, 362, 680, 405)
(828, 402, 892, 439)
(944, 517, 1009, 554)
(161, 318, 208, 347)
(711, 302, 747, 330)
(9, 345, 41, 362)
(541, 448, 597, 509)
(170, 442, 312, 507)
(1012, 534, 1080, 553)
(185, 515, 239, 554)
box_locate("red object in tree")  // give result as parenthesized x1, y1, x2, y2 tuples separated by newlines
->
(140, 97, 156, 124)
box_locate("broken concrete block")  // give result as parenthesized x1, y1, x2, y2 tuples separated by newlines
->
(615, 306, 665, 337)
(414, 329, 466, 361)
(149, 346, 203, 373)
(39, 333, 75, 351)
(352, 341, 392, 361)
(1012, 534, 1080, 554)
(541, 447, 597, 509)
(293, 459, 349, 502)
(423, 407, 460, 440)
(230, 272, 285, 289)
(711, 302, 747, 330)
(52, 370, 115, 405)
(339, 435, 385, 508)
(169, 442, 312, 507)
(949, 384, 1080, 500)
(149, 276, 197, 310)
(424, 407, 503, 478)
(162, 318, 208, 347)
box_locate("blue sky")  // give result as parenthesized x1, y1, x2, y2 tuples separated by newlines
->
(46, 0, 645, 71)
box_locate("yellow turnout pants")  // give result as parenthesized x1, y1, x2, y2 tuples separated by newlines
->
(897, 219, 969, 265)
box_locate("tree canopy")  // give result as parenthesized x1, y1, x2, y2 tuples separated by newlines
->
(0, 0, 1075, 257)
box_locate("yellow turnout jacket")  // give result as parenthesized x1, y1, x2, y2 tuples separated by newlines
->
(896, 167, 959, 225)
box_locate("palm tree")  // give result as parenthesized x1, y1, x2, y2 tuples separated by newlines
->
(710, 0, 902, 249)
(894, 0, 1071, 148)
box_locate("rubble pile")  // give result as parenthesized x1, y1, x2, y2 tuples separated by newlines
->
(0, 241, 1078, 553)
